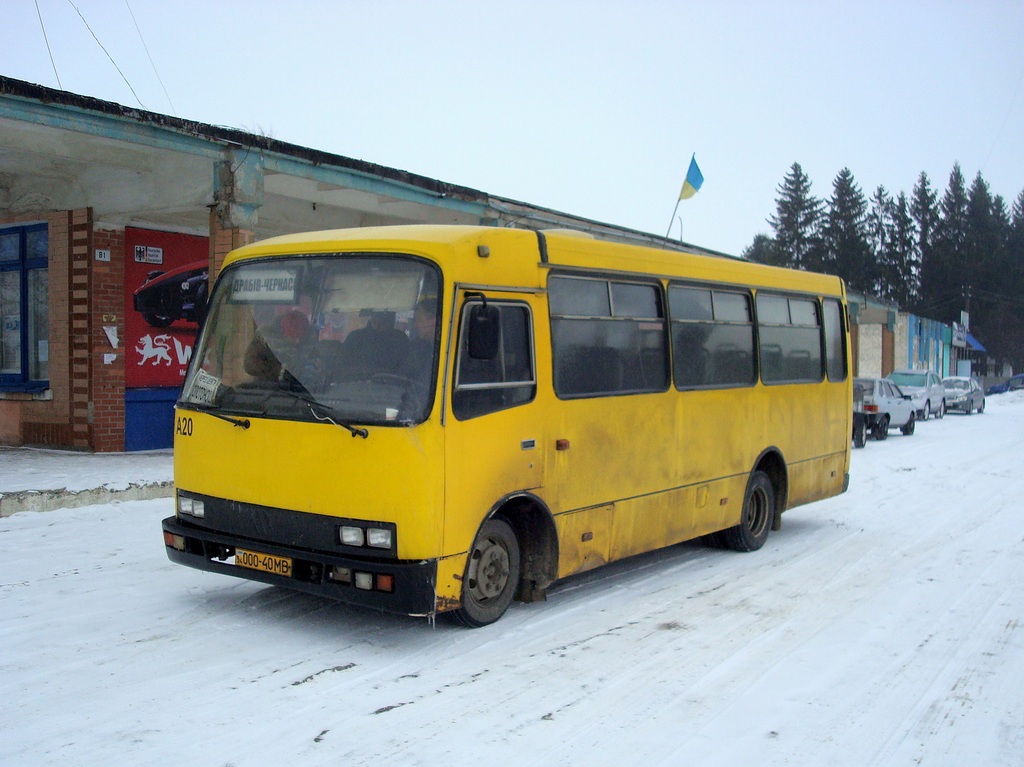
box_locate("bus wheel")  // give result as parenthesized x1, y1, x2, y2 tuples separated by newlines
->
(722, 471, 774, 552)
(450, 517, 521, 628)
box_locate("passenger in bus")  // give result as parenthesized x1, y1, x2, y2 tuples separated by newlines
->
(341, 310, 409, 378)
(244, 310, 310, 382)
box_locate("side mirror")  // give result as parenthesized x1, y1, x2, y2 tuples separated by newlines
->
(468, 304, 500, 360)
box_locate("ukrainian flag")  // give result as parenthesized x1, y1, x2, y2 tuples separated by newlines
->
(678, 155, 704, 200)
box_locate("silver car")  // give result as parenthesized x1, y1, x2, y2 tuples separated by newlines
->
(887, 369, 946, 419)
(942, 376, 985, 414)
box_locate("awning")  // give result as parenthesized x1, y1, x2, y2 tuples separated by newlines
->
(966, 333, 987, 353)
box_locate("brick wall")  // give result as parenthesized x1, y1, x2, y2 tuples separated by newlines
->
(2, 210, 75, 448)
(1, 208, 132, 452)
(68, 209, 93, 448)
(91, 227, 125, 451)
(209, 207, 253, 280)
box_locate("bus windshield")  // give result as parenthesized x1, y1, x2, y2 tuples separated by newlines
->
(179, 255, 440, 427)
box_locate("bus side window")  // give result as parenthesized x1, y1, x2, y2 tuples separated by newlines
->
(822, 298, 847, 382)
(453, 303, 536, 420)
(757, 294, 823, 384)
(550, 276, 667, 398)
(669, 285, 755, 389)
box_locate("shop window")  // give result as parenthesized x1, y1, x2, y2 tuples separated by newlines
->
(0, 223, 49, 391)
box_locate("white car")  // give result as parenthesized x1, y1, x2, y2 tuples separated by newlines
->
(854, 377, 916, 440)
(887, 369, 946, 419)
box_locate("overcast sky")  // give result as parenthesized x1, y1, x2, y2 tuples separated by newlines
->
(5, 1, 1023, 256)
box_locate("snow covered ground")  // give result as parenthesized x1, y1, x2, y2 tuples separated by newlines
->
(0, 447, 171, 495)
(3, 393, 1024, 766)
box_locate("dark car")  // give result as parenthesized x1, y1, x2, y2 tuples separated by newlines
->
(133, 260, 208, 328)
(986, 373, 1024, 395)
(942, 376, 985, 414)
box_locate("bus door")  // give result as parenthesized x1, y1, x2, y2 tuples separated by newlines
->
(443, 289, 546, 553)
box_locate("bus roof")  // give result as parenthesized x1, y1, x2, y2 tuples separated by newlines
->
(222, 225, 846, 298)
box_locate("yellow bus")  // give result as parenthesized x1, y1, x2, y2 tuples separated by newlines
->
(163, 225, 851, 626)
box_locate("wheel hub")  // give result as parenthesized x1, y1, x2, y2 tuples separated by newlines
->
(468, 537, 509, 601)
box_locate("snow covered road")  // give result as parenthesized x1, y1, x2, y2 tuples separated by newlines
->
(3, 394, 1024, 766)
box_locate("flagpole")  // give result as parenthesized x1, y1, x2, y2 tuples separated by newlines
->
(665, 198, 682, 239)
(667, 152, 700, 240)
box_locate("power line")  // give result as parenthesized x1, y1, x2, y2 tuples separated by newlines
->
(124, 0, 175, 116)
(66, 0, 146, 109)
(34, 0, 62, 90)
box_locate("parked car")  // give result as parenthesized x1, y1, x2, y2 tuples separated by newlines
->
(886, 369, 946, 419)
(989, 373, 1024, 395)
(986, 380, 1008, 395)
(942, 376, 985, 414)
(854, 377, 916, 440)
(852, 392, 869, 449)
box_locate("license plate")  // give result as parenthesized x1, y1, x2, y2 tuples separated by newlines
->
(235, 548, 292, 577)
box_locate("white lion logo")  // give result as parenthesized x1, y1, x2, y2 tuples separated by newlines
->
(136, 334, 173, 366)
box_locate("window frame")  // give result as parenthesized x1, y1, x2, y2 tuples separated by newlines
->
(452, 299, 537, 420)
(0, 222, 49, 392)
(549, 274, 669, 400)
(668, 282, 757, 391)
(755, 291, 825, 385)
(821, 297, 848, 383)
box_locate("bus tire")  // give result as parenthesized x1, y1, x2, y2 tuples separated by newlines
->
(722, 471, 774, 552)
(448, 517, 521, 628)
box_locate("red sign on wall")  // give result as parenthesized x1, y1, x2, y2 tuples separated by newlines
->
(124, 227, 209, 388)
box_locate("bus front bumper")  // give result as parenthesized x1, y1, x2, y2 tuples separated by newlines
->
(162, 516, 438, 617)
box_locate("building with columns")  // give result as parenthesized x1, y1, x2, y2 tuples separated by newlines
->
(2, 76, 715, 451)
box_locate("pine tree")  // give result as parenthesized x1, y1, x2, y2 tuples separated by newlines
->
(867, 185, 893, 296)
(888, 192, 919, 308)
(919, 164, 969, 323)
(910, 172, 939, 314)
(821, 168, 874, 291)
(768, 163, 823, 269)
(742, 233, 780, 265)
(1004, 190, 1024, 369)
(871, 188, 919, 305)
(965, 175, 996, 328)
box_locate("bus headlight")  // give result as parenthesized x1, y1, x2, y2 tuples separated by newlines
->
(337, 521, 395, 551)
(367, 528, 393, 549)
(340, 526, 365, 546)
(177, 494, 205, 518)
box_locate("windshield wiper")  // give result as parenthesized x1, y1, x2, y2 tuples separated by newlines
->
(190, 404, 251, 429)
(273, 387, 369, 438)
(307, 401, 369, 439)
